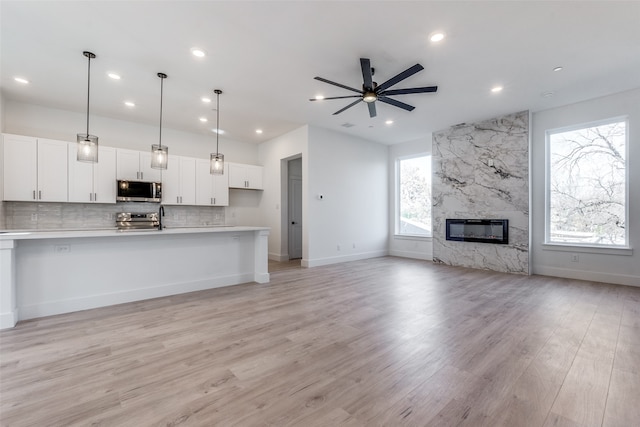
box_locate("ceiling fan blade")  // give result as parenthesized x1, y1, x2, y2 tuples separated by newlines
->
(378, 96, 415, 112)
(376, 64, 424, 92)
(380, 86, 438, 96)
(367, 102, 377, 118)
(314, 76, 362, 94)
(333, 99, 362, 115)
(360, 58, 373, 89)
(309, 95, 362, 101)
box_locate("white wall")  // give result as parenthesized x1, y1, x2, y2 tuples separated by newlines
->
(388, 137, 433, 260)
(4, 100, 258, 163)
(258, 126, 308, 260)
(306, 126, 388, 267)
(531, 88, 640, 286)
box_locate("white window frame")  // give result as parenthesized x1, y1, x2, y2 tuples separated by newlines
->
(544, 116, 630, 251)
(395, 153, 432, 238)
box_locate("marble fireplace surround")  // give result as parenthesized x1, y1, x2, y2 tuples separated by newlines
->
(432, 111, 529, 274)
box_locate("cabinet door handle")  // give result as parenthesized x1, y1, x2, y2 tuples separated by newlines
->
(214, 197, 216, 205)
(140, 172, 144, 180)
(33, 190, 36, 200)
(177, 196, 180, 203)
(89, 193, 93, 202)
(211, 197, 213, 205)
(94, 193, 97, 202)
(38, 190, 42, 200)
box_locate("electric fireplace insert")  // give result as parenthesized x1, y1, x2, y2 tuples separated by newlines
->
(445, 219, 509, 244)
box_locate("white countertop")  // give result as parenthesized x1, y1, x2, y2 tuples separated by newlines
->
(0, 226, 269, 241)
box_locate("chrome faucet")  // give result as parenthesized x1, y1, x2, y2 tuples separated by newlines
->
(158, 205, 165, 230)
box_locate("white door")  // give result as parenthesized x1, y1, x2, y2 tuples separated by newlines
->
(116, 149, 141, 180)
(139, 151, 162, 182)
(195, 159, 213, 205)
(37, 138, 68, 202)
(68, 143, 94, 202)
(3, 134, 38, 201)
(94, 147, 116, 203)
(162, 155, 182, 205)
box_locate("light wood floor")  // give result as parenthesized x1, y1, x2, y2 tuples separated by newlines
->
(1, 257, 638, 426)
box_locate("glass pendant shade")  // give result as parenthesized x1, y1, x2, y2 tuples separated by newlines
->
(151, 144, 169, 169)
(210, 153, 224, 175)
(76, 133, 98, 163)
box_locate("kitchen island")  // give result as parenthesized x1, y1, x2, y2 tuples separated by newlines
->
(0, 226, 269, 329)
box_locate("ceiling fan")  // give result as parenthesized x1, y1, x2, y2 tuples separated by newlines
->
(310, 58, 438, 118)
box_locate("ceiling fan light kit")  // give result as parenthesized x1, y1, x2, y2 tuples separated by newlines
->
(310, 57, 438, 118)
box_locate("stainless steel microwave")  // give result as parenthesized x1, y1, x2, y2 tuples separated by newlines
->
(116, 180, 162, 203)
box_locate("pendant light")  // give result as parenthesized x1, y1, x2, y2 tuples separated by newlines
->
(151, 72, 169, 169)
(77, 51, 98, 163)
(210, 89, 224, 175)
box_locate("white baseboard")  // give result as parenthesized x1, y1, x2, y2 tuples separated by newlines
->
(534, 266, 639, 287)
(303, 250, 388, 268)
(268, 252, 289, 262)
(0, 310, 17, 330)
(18, 273, 256, 321)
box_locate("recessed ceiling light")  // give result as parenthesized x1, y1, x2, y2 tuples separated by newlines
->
(201, 97, 211, 103)
(124, 101, 135, 107)
(212, 129, 225, 135)
(491, 86, 503, 93)
(14, 77, 29, 84)
(191, 47, 206, 58)
(385, 120, 394, 125)
(199, 117, 208, 122)
(430, 32, 445, 42)
(108, 73, 121, 80)
(255, 129, 263, 134)
(315, 95, 325, 100)
(553, 66, 563, 72)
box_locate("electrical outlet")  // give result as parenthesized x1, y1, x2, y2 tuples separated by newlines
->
(570, 253, 579, 262)
(54, 245, 70, 254)
(352, 243, 356, 249)
(31, 213, 38, 221)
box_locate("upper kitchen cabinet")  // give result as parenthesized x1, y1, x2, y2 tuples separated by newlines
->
(162, 155, 196, 205)
(68, 145, 116, 203)
(195, 159, 229, 206)
(228, 163, 263, 190)
(116, 149, 162, 182)
(2, 134, 68, 202)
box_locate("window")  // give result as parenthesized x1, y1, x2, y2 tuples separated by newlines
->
(397, 155, 432, 236)
(547, 118, 627, 246)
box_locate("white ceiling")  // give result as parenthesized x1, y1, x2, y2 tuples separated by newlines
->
(2, 1, 640, 145)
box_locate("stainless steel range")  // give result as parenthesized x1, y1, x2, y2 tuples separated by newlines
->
(116, 212, 160, 231)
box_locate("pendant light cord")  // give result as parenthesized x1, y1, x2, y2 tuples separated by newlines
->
(86, 54, 91, 136)
(159, 76, 164, 149)
(215, 90, 220, 154)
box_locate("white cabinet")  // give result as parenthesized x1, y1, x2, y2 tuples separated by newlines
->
(195, 159, 229, 206)
(228, 163, 263, 190)
(162, 156, 196, 205)
(68, 145, 116, 203)
(116, 149, 162, 182)
(2, 134, 68, 202)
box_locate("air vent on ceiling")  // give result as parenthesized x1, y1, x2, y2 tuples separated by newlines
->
(341, 122, 355, 128)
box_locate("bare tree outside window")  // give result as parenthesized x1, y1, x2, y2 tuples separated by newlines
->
(398, 155, 431, 236)
(548, 119, 627, 246)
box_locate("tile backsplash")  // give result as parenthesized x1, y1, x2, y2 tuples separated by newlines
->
(2, 201, 225, 230)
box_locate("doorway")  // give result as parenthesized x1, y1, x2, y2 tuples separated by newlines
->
(287, 157, 302, 260)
